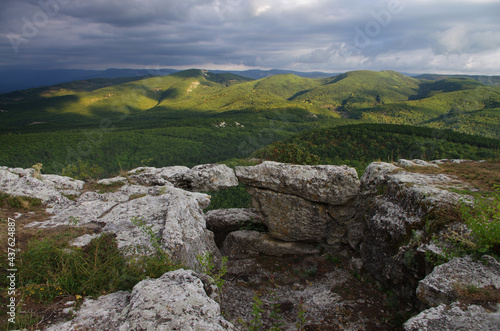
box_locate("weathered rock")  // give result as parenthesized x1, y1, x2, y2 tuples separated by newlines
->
(127, 166, 171, 186)
(205, 208, 262, 247)
(100, 187, 217, 269)
(41, 174, 85, 191)
(47, 269, 235, 331)
(28, 184, 218, 270)
(359, 161, 400, 193)
(248, 187, 333, 242)
(0, 168, 69, 204)
(179, 164, 239, 192)
(128, 164, 238, 192)
(221, 230, 321, 259)
(236, 161, 360, 205)
(403, 302, 500, 331)
(97, 176, 129, 186)
(358, 162, 473, 304)
(397, 159, 439, 168)
(416, 256, 500, 307)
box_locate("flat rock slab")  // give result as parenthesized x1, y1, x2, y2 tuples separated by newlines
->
(236, 161, 360, 205)
(128, 164, 238, 191)
(221, 230, 321, 259)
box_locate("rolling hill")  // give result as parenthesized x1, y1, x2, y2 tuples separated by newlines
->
(0, 69, 499, 175)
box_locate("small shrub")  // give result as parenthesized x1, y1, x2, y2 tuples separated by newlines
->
(295, 299, 307, 330)
(196, 252, 228, 289)
(249, 292, 264, 331)
(32, 163, 43, 179)
(62, 161, 104, 182)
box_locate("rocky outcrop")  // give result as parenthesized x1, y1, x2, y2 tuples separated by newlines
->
(3, 160, 498, 330)
(0, 166, 81, 204)
(128, 163, 238, 191)
(357, 161, 474, 304)
(2, 167, 219, 270)
(403, 302, 500, 331)
(46, 269, 235, 331)
(235, 161, 360, 243)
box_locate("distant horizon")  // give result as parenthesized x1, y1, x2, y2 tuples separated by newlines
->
(2, 66, 500, 76)
(2, 1, 499, 76)
(2, 67, 500, 94)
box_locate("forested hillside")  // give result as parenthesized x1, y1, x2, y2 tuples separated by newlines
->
(0, 69, 499, 176)
(252, 124, 500, 174)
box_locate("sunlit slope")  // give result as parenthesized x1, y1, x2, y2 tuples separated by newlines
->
(289, 70, 421, 109)
(357, 78, 500, 137)
(153, 73, 328, 114)
(2, 69, 500, 138)
(0, 70, 255, 127)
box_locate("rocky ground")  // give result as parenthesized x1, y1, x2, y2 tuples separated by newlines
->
(1, 160, 499, 330)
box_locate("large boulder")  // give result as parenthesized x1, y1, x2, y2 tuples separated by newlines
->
(403, 302, 500, 331)
(128, 166, 190, 186)
(178, 164, 239, 192)
(46, 269, 235, 331)
(248, 187, 333, 242)
(416, 256, 500, 307)
(235, 161, 360, 205)
(0, 168, 77, 204)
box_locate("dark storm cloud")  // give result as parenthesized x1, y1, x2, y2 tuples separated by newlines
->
(0, 0, 499, 74)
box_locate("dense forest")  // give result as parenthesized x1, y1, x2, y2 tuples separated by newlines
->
(252, 124, 500, 174)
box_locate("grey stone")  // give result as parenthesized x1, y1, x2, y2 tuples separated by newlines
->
(221, 230, 321, 259)
(0, 169, 68, 204)
(404, 302, 500, 331)
(417, 256, 500, 307)
(180, 164, 239, 192)
(248, 186, 332, 242)
(397, 159, 439, 168)
(236, 161, 360, 205)
(46, 269, 235, 331)
(128, 165, 237, 192)
(97, 176, 129, 186)
(358, 162, 474, 303)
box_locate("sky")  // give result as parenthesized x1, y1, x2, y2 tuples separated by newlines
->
(1, 0, 499, 75)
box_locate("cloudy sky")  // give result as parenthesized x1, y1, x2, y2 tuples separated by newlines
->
(1, 0, 499, 74)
